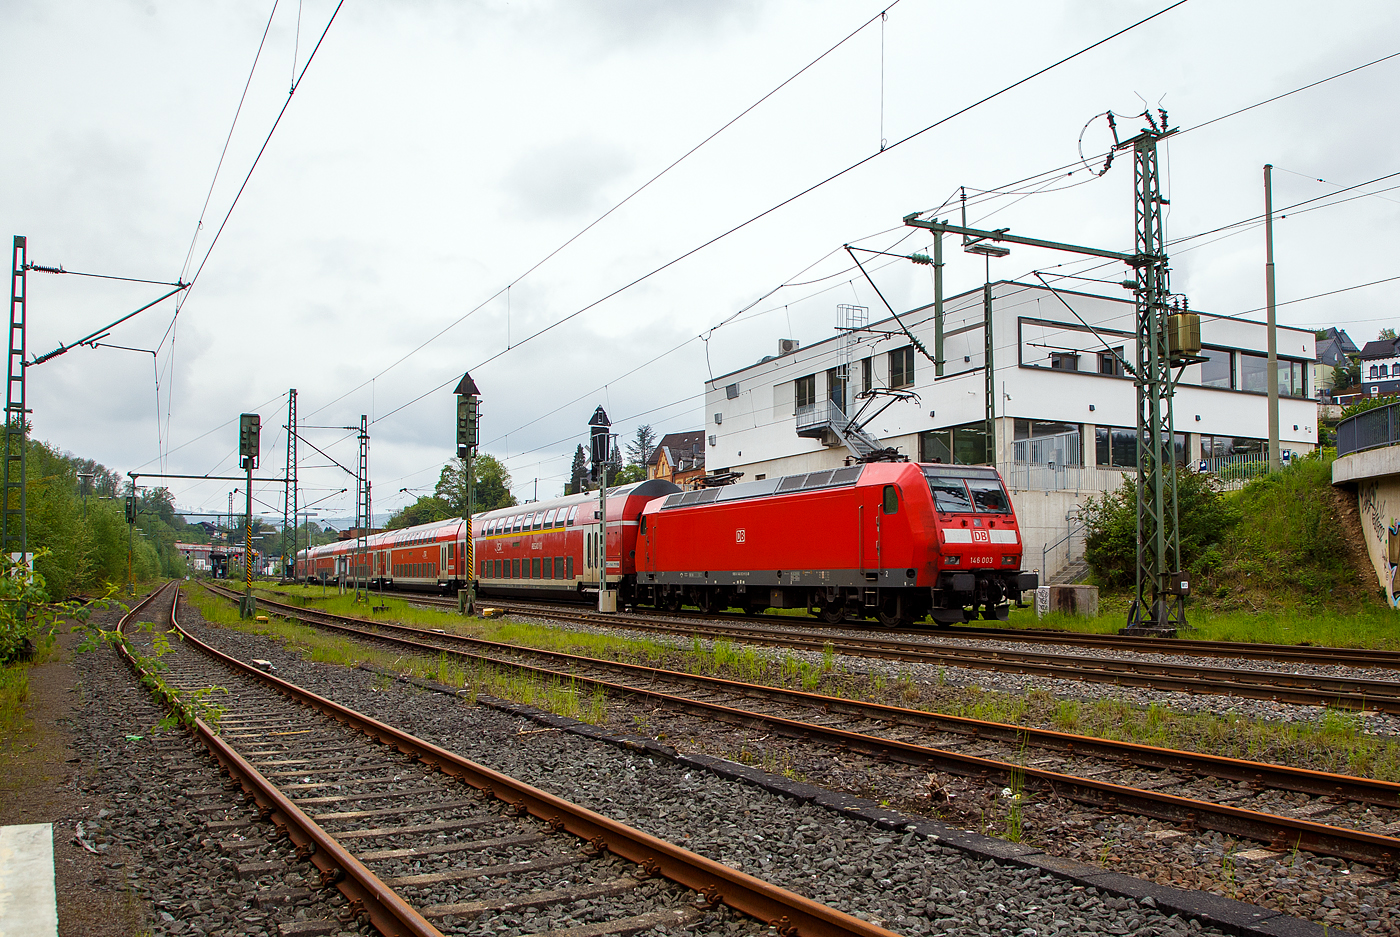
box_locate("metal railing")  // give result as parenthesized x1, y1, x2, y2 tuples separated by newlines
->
(1010, 430, 1082, 468)
(998, 462, 1130, 493)
(1041, 513, 1086, 585)
(1337, 402, 1400, 457)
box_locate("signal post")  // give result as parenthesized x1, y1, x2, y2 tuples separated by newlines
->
(239, 412, 260, 618)
(455, 373, 479, 616)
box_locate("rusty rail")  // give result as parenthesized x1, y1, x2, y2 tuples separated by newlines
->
(451, 599, 1400, 714)
(212, 584, 1400, 868)
(113, 583, 444, 937)
(174, 585, 898, 937)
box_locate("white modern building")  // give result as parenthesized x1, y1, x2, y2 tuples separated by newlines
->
(703, 280, 1317, 580)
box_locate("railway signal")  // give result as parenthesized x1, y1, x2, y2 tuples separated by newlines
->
(455, 372, 480, 615)
(588, 406, 616, 613)
(238, 413, 259, 619)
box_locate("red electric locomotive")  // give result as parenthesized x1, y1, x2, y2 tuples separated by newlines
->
(635, 462, 1036, 626)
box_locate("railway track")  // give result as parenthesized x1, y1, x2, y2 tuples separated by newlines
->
(214, 584, 1400, 869)
(118, 583, 900, 937)
(360, 592, 1400, 715)
(351, 588, 1400, 671)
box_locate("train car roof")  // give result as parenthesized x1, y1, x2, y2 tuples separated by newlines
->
(474, 478, 681, 521)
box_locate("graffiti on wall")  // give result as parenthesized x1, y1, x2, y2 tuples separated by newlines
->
(1357, 479, 1400, 606)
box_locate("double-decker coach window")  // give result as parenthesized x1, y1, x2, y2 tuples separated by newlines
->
(544, 509, 557, 527)
(882, 485, 899, 514)
(927, 478, 974, 513)
(567, 506, 578, 526)
(967, 478, 1011, 513)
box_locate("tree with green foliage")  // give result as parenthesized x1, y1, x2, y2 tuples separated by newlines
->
(625, 424, 656, 467)
(1381, 327, 1397, 340)
(1331, 362, 1359, 392)
(567, 445, 587, 495)
(434, 455, 517, 514)
(386, 495, 452, 529)
(613, 463, 646, 485)
(1080, 469, 1241, 589)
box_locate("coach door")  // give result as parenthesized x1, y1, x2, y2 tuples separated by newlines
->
(440, 543, 448, 581)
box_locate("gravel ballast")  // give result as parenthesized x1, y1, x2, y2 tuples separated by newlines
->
(172, 598, 1364, 937)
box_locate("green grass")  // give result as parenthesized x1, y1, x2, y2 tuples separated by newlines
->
(0, 662, 31, 747)
(202, 585, 1400, 783)
(997, 595, 1400, 650)
(188, 584, 610, 725)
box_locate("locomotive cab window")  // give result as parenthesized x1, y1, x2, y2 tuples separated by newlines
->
(882, 485, 899, 514)
(927, 478, 974, 513)
(967, 478, 1011, 513)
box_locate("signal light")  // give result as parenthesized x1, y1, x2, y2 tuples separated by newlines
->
(457, 395, 478, 458)
(239, 413, 261, 469)
(125, 495, 136, 524)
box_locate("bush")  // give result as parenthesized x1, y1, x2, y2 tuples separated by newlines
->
(1081, 468, 1241, 589)
(1082, 451, 1361, 610)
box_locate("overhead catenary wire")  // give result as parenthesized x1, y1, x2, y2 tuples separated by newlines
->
(364, 0, 1193, 430)
(306, 0, 908, 421)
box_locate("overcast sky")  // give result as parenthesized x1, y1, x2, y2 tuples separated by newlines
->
(4, 0, 1398, 525)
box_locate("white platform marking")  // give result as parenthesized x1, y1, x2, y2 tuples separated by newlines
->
(0, 823, 57, 937)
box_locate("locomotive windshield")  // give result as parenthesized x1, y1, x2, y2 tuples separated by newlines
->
(928, 478, 974, 512)
(966, 478, 1011, 513)
(922, 466, 1012, 514)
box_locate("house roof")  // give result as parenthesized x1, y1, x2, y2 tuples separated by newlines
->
(1358, 339, 1400, 359)
(650, 431, 706, 473)
(1326, 328, 1360, 354)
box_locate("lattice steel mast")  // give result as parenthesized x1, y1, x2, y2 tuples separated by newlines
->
(1122, 115, 1191, 634)
(283, 389, 297, 580)
(4, 238, 27, 564)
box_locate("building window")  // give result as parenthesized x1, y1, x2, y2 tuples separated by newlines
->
(1200, 347, 1233, 389)
(1381, 365, 1390, 379)
(1097, 427, 1188, 466)
(1240, 353, 1269, 393)
(1098, 347, 1126, 376)
(918, 422, 990, 465)
(1370, 365, 1380, 379)
(889, 346, 915, 388)
(1050, 352, 1079, 371)
(861, 357, 872, 393)
(795, 374, 816, 409)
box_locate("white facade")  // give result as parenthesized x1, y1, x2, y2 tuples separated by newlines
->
(704, 280, 1317, 577)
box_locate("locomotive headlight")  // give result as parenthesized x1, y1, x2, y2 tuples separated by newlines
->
(1002, 555, 1018, 565)
(942, 554, 961, 565)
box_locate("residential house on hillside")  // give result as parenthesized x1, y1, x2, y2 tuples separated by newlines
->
(1358, 337, 1400, 397)
(1314, 327, 1357, 397)
(647, 430, 706, 488)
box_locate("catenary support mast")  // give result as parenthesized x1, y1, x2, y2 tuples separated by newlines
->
(1123, 119, 1188, 634)
(4, 237, 27, 564)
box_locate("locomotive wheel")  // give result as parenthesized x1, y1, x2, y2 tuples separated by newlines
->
(695, 589, 718, 614)
(818, 601, 845, 624)
(664, 591, 681, 612)
(876, 596, 910, 628)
